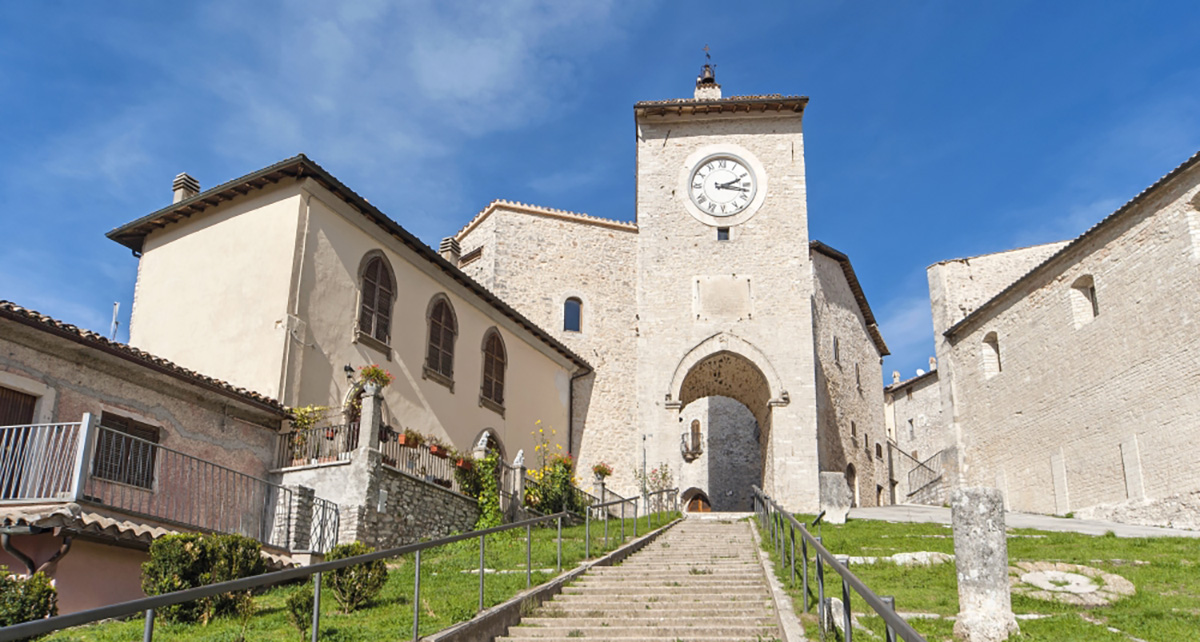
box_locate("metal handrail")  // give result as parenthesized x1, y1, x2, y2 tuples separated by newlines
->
(0, 511, 571, 642)
(752, 486, 925, 642)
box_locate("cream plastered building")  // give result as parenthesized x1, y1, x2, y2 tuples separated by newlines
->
(109, 158, 588, 466)
(929, 150, 1200, 518)
(455, 69, 890, 512)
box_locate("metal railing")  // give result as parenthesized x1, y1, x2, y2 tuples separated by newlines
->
(641, 487, 677, 518)
(84, 425, 298, 551)
(0, 415, 339, 554)
(382, 439, 465, 494)
(278, 423, 358, 467)
(309, 496, 340, 554)
(0, 422, 83, 501)
(906, 449, 944, 495)
(753, 486, 926, 642)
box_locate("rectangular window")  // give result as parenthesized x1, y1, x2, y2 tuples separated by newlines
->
(717, 227, 730, 241)
(94, 414, 159, 489)
(0, 386, 37, 426)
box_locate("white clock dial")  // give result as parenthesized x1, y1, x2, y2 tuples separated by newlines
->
(688, 155, 757, 217)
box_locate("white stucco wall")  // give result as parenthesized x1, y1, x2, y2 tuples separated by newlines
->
(129, 184, 302, 400)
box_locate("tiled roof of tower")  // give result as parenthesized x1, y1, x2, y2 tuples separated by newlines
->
(944, 148, 1200, 338)
(0, 300, 286, 414)
(809, 241, 890, 356)
(454, 199, 638, 241)
(635, 95, 808, 117)
(105, 155, 592, 373)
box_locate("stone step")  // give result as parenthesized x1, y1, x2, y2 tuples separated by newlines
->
(561, 586, 767, 596)
(533, 606, 774, 618)
(571, 579, 766, 589)
(500, 625, 779, 639)
(548, 593, 772, 604)
(521, 616, 777, 627)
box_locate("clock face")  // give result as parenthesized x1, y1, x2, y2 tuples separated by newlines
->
(688, 155, 757, 217)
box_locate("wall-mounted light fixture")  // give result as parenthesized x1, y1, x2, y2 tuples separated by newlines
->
(343, 364, 355, 380)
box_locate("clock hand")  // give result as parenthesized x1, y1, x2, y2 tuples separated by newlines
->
(715, 184, 749, 192)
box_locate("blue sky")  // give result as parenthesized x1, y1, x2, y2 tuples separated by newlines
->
(2, 2, 1198, 384)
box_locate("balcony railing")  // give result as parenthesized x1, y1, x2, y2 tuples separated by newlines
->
(277, 423, 359, 467)
(0, 422, 84, 502)
(381, 438, 465, 495)
(907, 449, 945, 495)
(0, 415, 337, 553)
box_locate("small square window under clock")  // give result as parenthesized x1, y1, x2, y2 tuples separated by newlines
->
(717, 227, 730, 241)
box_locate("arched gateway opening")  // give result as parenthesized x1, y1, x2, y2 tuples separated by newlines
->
(666, 333, 788, 512)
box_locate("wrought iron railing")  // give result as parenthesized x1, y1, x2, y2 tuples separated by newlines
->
(310, 496, 340, 554)
(84, 425, 297, 550)
(753, 486, 926, 642)
(0, 422, 83, 502)
(907, 449, 944, 495)
(381, 439, 464, 494)
(278, 423, 359, 468)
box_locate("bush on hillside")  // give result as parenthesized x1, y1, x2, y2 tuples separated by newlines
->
(286, 582, 314, 641)
(141, 532, 267, 623)
(0, 568, 57, 627)
(325, 542, 387, 613)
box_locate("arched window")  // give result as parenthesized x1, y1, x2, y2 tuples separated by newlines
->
(1069, 275, 1099, 328)
(358, 254, 394, 344)
(480, 329, 506, 412)
(425, 296, 457, 387)
(875, 442, 883, 459)
(564, 297, 582, 332)
(982, 332, 1002, 378)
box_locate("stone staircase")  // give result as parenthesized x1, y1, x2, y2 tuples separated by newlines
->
(499, 517, 781, 641)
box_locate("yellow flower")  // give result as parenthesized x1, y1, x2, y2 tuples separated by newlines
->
(535, 420, 541, 425)
(539, 428, 543, 434)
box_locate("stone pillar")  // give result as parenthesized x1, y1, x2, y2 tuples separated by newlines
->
(819, 472, 853, 525)
(358, 382, 382, 452)
(290, 485, 315, 552)
(952, 487, 1018, 642)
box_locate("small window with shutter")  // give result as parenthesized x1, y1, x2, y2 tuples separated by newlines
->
(94, 414, 160, 489)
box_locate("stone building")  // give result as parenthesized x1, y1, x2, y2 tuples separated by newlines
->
(456, 68, 890, 512)
(929, 150, 1200, 520)
(884, 361, 946, 504)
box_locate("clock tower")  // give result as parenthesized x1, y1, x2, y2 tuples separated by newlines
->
(633, 65, 821, 510)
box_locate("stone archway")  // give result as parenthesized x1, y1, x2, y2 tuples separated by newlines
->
(666, 334, 787, 511)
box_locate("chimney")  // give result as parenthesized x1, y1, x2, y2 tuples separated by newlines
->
(439, 237, 461, 265)
(892, 371, 900, 384)
(172, 173, 200, 203)
(929, 356, 938, 372)
(694, 63, 722, 100)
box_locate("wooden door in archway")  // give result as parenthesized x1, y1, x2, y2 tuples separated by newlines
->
(687, 493, 712, 512)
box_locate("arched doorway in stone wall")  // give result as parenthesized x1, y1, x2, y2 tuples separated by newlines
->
(666, 334, 788, 512)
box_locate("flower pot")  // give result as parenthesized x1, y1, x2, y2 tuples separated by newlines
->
(455, 458, 473, 471)
(397, 434, 421, 448)
(429, 444, 449, 459)
(290, 458, 306, 467)
(434, 478, 452, 489)
(382, 455, 397, 467)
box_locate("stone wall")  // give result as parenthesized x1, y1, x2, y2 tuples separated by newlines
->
(352, 463, 479, 549)
(933, 158, 1200, 516)
(811, 250, 889, 506)
(886, 369, 945, 501)
(671, 396, 760, 511)
(456, 203, 639, 499)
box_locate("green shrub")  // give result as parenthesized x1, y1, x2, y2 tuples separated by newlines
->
(454, 460, 483, 499)
(286, 583, 314, 641)
(141, 532, 267, 623)
(325, 542, 387, 613)
(474, 451, 503, 529)
(0, 568, 57, 627)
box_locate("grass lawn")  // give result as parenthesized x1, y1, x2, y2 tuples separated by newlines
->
(44, 511, 680, 642)
(759, 515, 1200, 642)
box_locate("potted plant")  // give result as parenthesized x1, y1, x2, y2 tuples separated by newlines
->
(433, 478, 452, 489)
(358, 364, 395, 388)
(428, 437, 450, 459)
(454, 450, 473, 471)
(397, 428, 425, 449)
(592, 461, 613, 483)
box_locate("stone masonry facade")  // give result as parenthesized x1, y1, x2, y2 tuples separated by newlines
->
(932, 153, 1200, 517)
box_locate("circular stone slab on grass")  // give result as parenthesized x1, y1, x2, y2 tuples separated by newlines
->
(1009, 561, 1135, 606)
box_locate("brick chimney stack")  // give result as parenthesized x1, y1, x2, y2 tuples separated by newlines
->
(172, 173, 200, 203)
